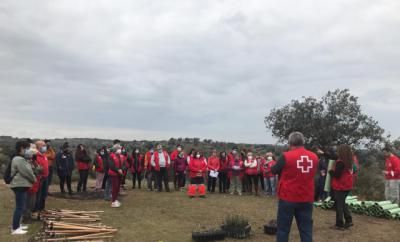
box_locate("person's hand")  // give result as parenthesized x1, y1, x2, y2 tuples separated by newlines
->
(118, 169, 123, 175)
(196, 172, 202, 177)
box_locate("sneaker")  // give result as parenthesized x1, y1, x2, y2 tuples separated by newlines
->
(20, 224, 28, 230)
(11, 228, 27, 235)
(344, 222, 353, 228)
(111, 202, 121, 208)
(115, 200, 121, 206)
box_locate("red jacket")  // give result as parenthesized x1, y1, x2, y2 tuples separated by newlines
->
(94, 155, 104, 173)
(108, 153, 123, 176)
(170, 150, 179, 161)
(219, 157, 229, 172)
(385, 155, 400, 180)
(278, 147, 318, 203)
(244, 158, 259, 175)
(130, 154, 144, 173)
(331, 160, 353, 191)
(264, 160, 277, 178)
(229, 159, 244, 178)
(153, 151, 170, 171)
(189, 157, 207, 178)
(28, 160, 41, 194)
(208, 156, 220, 171)
(36, 152, 49, 178)
(144, 151, 153, 171)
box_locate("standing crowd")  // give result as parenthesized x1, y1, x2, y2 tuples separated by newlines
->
(5, 134, 400, 242)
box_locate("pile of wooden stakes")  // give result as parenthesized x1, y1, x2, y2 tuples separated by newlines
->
(32, 209, 118, 241)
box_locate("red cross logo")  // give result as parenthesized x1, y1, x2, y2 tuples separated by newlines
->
(297, 156, 313, 173)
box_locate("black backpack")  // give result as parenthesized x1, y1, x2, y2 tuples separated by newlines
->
(3, 160, 14, 184)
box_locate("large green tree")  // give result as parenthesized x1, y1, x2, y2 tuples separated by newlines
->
(264, 89, 385, 149)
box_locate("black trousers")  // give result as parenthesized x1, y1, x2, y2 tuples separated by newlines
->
(258, 174, 265, 190)
(132, 172, 142, 188)
(156, 167, 170, 192)
(102, 172, 109, 189)
(77, 169, 89, 192)
(176, 171, 186, 188)
(333, 190, 352, 227)
(219, 172, 228, 193)
(59, 175, 72, 193)
(207, 173, 217, 192)
(247, 175, 259, 193)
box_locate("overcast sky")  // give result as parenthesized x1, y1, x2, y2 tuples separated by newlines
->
(0, 0, 399, 144)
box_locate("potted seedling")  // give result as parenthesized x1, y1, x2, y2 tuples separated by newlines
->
(221, 214, 251, 239)
(192, 225, 226, 242)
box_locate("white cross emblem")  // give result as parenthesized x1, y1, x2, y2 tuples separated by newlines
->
(297, 156, 313, 173)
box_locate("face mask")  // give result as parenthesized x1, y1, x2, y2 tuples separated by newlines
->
(196, 154, 201, 158)
(177, 147, 182, 152)
(248, 156, 253, 160)
(40, 146, 47, 154)
(24, 149, 34, 159)
(267, 157, 273, 161)
(100, 151, 105, 155)
(232, 151, 237, 154)
(116, 149, 122, 155)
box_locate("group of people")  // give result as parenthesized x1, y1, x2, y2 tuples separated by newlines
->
(89, 141, 280, 206)
(6, 134, 400, 242)
(6, 139, 56, 235)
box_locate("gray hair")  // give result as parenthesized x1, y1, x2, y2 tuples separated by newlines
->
(288, 132, 305, 147)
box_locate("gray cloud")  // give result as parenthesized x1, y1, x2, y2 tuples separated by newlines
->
(0, 0, 399, 143)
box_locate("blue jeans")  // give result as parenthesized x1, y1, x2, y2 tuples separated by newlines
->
(104, 177, 112, 200)
(277, 199, 313, 242)
(12, 189, 27, 230)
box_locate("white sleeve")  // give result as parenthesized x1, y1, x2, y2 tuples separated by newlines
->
(151, 154, 155, 167)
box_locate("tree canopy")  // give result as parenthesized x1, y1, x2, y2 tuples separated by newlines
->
(264, 89, 385, 149)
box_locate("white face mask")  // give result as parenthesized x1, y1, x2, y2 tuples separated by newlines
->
(196, 154, 201, 159)
(177, 147, 182, 152)
(267, 156, 273, 161)
(248, 156, 253, 160)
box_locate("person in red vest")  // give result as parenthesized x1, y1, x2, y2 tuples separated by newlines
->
(75, 144, 91, 193)
(218, 151, 229, 193)
(144, 145, 156, 191)
(207, 149, 220, 193)
(244, 151, 259, 196)
(130, 148, 144, 189)
(120, 146, 129, 190)
(170, 144, 183, 190)
(93, 148, 105, 191)
(263, 153, 277, 196)
(188, 151, 208, 198)
(382, 147, 400, 204)
(229, 153, 244, 196)
(34, 140, 49, 212)
(108, 143, 124, 208)
(271, 132, 318, 242)
(151, 144, 171, 192)
(328, 144, 354, 230)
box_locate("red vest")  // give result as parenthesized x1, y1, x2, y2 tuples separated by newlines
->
(208, 156, 220, 171)
(170, 150, 179, 161)
(331, 160, 353, 191)
(385, 155, 400, 180)
(145, 151, 153, 170)
(245, 159, 259, 175)
(264, 160, 277, 178)
(229, 159, 244, 178)
(278, 147, 318, 203)
(108, 153, 123, 176)
(95, 155, 104, 173)
(36, 152, 49, 178)
(189, 157, 207, 178)
(153, 151, 170, 171)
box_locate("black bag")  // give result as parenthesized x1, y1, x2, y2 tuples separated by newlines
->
(3, 160, 15, 184)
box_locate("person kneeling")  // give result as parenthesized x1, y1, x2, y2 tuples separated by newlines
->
(188, 151, 207, 198)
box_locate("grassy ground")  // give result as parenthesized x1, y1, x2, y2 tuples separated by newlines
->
(1, 181, 399, 242)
